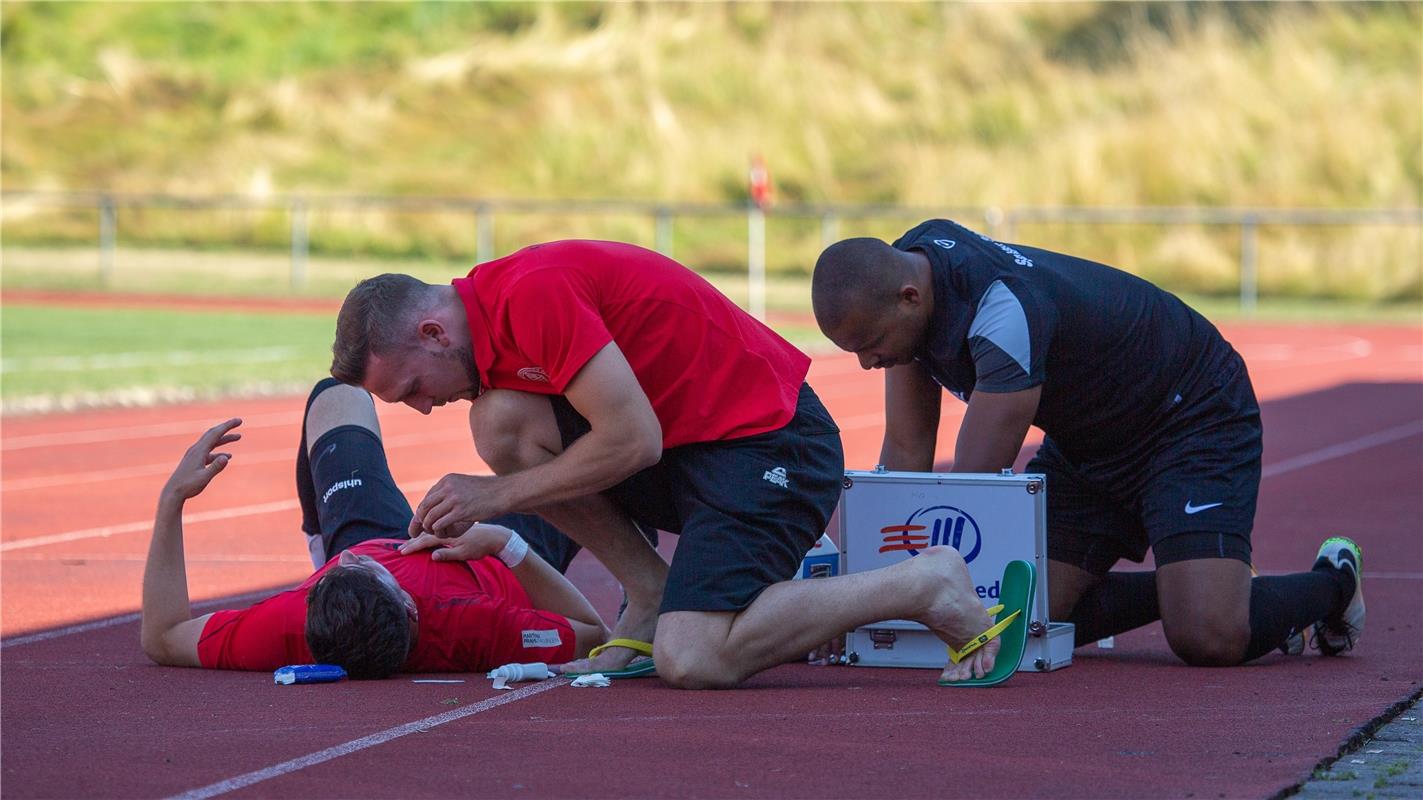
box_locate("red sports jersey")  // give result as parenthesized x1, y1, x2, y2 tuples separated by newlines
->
(454, 240, 810, 448)
(197, 539, 575, 672)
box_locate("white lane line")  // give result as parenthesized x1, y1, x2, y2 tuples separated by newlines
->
(0, 589, 276, 649)
(2, 554, 312, 563)
(4, 421, 1418, 555)
(0, 474, 465, 553)
(2, 429, 467, 492)
(1262, 420, 1423, 479)
(1, 411, 299, 451)
(0, 346, 319, 373)
(0, 500, 300, 553)
(166, 678, 568, 800)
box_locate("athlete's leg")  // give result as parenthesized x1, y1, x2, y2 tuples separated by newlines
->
(654, 547, 995, 688)
(1155, 533, 1352, 665)
(295, 379, 415, 566)
(1032, 440, 1165, 644)
(638, 384, 997, 688)
(470, 390, 668, 668)
(1060, 567, 1161, 646)
(305, 380, 381, 453)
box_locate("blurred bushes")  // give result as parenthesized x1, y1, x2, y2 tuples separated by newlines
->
(1, 0, 1418, 300)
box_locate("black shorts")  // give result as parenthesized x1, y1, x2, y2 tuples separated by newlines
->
(1027, 357, 1261, 574)
(551, 382, 845, 614)
(295, 379, 581, 570)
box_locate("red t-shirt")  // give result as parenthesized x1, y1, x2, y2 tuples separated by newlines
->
(196, 540, 575, 672)
(454, 240, 810, 449)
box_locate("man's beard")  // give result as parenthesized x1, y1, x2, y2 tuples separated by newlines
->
(441, 343, 481, 397)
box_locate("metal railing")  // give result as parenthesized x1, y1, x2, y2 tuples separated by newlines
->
(3, 190, 1419, 317)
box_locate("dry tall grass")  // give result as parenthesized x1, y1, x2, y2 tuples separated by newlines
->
(2, 1, 1419, 298)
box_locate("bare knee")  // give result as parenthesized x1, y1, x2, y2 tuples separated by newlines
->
(306, 382, 379, 453)
(1156, 558, 1252, 666)
(653, 646, 738, 690)
(469, 390, 560, 474)
(1162, 614, 1249, 666)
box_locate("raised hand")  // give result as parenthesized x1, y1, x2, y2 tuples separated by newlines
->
(162, 418, 242, 501)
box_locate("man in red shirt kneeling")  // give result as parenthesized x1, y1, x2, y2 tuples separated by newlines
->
(139, 379, 609, 677)
(330, 240, 999, 687)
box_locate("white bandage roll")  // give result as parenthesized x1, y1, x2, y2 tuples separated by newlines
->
(495, 530, 529, 568)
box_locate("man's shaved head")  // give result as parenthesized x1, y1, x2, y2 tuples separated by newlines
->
(812, 237, 934, 370)
(812, 237, 912, 334)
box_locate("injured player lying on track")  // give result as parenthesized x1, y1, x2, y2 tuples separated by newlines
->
(139, 379, 609, 678)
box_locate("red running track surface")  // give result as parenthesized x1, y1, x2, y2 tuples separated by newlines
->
(2, 322, 1421, 798)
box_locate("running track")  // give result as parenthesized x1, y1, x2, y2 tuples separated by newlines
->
(3, 321, 1421, 798)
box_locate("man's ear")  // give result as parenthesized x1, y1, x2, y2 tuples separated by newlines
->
(898, 285, 922, 307)
(416, 319, 450, 350)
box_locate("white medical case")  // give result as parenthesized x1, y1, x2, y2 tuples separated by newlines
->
(833, 468, 1074, 673)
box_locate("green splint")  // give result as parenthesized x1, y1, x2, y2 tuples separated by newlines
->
(939, 559, 1036, 688)
(561, 638, 657, 679)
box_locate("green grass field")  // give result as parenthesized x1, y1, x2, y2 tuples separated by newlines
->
(3, 2, 1419, 297)
(0, 305, 335, 410)
(0, 301, 836, 413)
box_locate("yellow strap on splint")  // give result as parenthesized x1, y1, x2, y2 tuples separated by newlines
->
(947, 605, 1021, 665)
(588, 638, 654, 659)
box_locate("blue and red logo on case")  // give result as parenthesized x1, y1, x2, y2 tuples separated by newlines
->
(879, 505, 982, 563)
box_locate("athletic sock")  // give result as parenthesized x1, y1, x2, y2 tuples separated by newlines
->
(1067, 571, 1161, 646)
(1311, 559, 1357, 618)
(1243, 569, 1348, 662)
(296, 378, 345, 544)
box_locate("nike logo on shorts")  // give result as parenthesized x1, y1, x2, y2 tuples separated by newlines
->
(1184, 501, 1224, 514)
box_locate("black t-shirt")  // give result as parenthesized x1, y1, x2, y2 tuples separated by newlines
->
(893, 219, 1239, 462)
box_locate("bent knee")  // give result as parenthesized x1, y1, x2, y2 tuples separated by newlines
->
(469, 390, 560, 474)
(1163, 618, 1250, 666)
(654, 651, 739, 690)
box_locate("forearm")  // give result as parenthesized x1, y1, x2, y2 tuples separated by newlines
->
(141, 494, 194, 662)
(509, 548, 607, 631)
(950, 390, 1038, 473)
(879, 432, 936, 472)
(948, 437, 1020, 473)
(880, 363, 942, 471)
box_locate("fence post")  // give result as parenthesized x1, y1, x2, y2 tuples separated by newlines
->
(820, 212, 840, 250)
(476, 204, 495, 264)
(1239, 215, 1258, 315)
(290, 197, 309, 290)
(747, 206, 766, 321)
(654, 207, 673, 257)
(99, 195, 117, 286)
(984, 206, 1005, 240)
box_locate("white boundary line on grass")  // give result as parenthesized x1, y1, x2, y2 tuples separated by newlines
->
(0, 346, 317, 373)
(165, 678, 569, 800)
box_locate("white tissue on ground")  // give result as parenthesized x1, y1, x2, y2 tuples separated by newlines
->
(570, 673, 611, 688)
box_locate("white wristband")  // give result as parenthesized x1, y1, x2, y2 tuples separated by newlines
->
(495, 530, 529, 569)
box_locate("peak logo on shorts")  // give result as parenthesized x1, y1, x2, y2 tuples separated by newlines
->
(932, 239, 956, 250)
(517, 366, 550, 383)
(763, 466, 790, 488)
